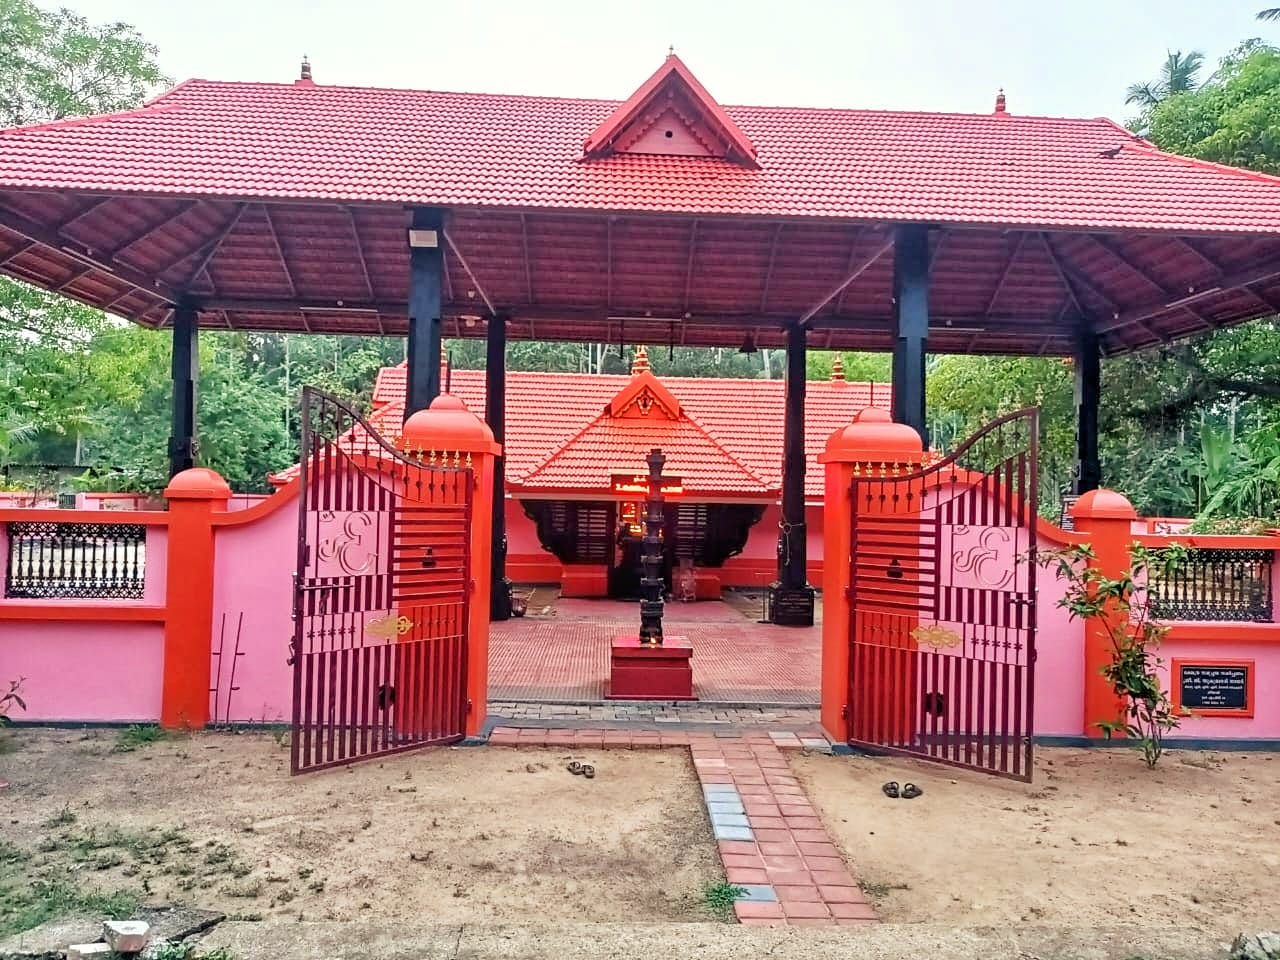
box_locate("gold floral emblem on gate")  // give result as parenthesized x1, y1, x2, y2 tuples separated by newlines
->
(366, 613, 414, 638)
(910, 623, 963, 649)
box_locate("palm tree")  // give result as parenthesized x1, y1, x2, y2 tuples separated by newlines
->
(1125, 50, 1206, 108)
(1259, 8, 1280, 21)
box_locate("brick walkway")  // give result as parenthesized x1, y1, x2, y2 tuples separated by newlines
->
(487, 727, 877, 928)
(490, 598, 819, 704)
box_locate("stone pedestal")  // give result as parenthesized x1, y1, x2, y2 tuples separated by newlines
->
(767, 583, 816, 626)
(606, 636, 695, 701)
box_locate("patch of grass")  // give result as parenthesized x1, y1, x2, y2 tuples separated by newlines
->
(44, 804, 77, 827)
(148, 943, 194, 960)
(201, 949, 236, 960)
(702, 881, 746, 921)
(113, 724, 169, 753)
(0, 874, 140, 938)
(859, 879, 911, 899)
(0, 840, 29, 867)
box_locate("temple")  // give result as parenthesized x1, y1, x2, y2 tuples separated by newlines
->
(273, 349, 888, 599)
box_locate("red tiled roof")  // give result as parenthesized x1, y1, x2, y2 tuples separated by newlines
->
(364, 365, 889, 500)
(3, 71, 1280, 233)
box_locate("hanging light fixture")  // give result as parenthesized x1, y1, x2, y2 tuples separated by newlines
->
(738, 332, 758, 354)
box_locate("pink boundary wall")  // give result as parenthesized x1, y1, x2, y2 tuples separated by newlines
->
(1, 481, 1278, 742)
(209, 493, 296, 725)
(0, 522, 169, 722)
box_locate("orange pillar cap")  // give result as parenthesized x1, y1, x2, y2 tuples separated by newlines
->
(1070, 488, 1137, 521)
(164, 467, 232, 500)
(401, 393, 501, 456)
(818, 408, 924, 464)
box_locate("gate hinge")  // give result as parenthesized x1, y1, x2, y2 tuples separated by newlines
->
(466, 699, 474, 713)
(841, 704, 849, 719)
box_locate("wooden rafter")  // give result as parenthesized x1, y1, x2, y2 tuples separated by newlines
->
(171, 203, 247, 291)
(984, 233, 1026, 315)
(521, 213, 534, 305)
(0, 198, 181, 304)
(799, 234, 892, 326)
(54, 197, 110, 232)
(759, 223, 783, 313)
(105, 200, 200, 260)
(262, 204, 297, 298)
(442, 228, 496, 316)
(683, 219, 699, 313)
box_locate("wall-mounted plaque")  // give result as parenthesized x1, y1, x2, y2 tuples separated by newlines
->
(1173, 659, 1254, 718)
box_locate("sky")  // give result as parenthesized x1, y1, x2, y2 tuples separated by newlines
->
(65, 0, 1273, 123)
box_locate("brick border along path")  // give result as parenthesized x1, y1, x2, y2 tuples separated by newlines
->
(488, 727, 878, 928)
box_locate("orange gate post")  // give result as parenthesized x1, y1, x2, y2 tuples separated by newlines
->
(1069, 489, 1135, 737)
(818, 409, 925, 744)
(161, 467, 231, 729)
(401, 395, 500, 738)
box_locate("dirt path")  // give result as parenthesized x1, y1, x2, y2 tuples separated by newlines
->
(793, 747, 1280, 936)
(0, 729, 721, 934)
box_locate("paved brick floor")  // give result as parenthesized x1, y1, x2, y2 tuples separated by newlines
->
(488, 701, 822, 733)
(490, 598, 820, 704)
(487, 727, 877, 928)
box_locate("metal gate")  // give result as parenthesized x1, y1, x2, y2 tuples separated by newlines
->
(290, 387, 472, 774)
(847, 409, 1038, 781)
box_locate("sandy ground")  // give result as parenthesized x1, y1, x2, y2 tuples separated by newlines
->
(0, 729, 721, 931)
(793, 747, 1280, 936)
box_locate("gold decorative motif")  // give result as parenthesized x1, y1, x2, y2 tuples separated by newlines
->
(910, 623, 963, 649)
(367, 613, 414, 638)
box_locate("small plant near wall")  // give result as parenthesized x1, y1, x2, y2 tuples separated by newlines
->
(0, 678, 26, 751)
(1039, 543, 1188, 768)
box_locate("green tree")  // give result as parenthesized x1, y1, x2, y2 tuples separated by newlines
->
(1259, 8, 1280, 21)
(0, 0, 169, 479)
(0, 0, 166, 126)
(1125, 49, 1204, 112)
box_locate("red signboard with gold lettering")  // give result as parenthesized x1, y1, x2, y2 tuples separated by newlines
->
(610, 474, 683, 497)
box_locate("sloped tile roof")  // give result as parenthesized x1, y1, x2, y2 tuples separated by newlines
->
(2, 72, 1280, 232)
(366, 366, 889, 500)
(514, 413, 772, 496)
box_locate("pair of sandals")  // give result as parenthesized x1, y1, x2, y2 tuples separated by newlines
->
(882, 781, 923, 800)
(567, 760, 596, 779)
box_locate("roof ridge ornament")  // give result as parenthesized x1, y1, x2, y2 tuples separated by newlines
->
(631, 344, 651, 375)
(297, 56, 314, 85)
(994, 88, 1007, 115)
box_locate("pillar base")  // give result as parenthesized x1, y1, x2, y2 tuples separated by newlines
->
(490, 577, 513, 621)
(606, 636, 695, 700)
(767, 583, 816, 627)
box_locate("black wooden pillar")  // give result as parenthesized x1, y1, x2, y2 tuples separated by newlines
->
(486, 313, 513, 620)
(891, 224, 930, 443)
(168, 302, 199, 478)
(405, 208, 444, 419)
(1073, 326, 1102, 494)
(768, 323, 815, 626)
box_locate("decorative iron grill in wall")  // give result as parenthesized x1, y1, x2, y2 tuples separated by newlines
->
(4, 521, 146, 599)
(1148, 548, 1272, 622)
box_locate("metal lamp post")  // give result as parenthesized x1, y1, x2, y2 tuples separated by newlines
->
(638, 447, 666, 645)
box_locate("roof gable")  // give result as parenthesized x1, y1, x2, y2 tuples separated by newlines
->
(607, 369, 682, 420)
(582, 54, 759, 167)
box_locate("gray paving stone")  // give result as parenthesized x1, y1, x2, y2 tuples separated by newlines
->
(702, 785, 738, 797)
(735, 884, 778, 902)
(712, 824, 754, 841)
(706, 800, 745, 815)
(710, 813, 750, 829)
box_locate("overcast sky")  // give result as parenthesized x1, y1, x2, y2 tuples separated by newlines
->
(65, 0, 1271, 122)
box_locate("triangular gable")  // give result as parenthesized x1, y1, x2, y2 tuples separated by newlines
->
(607, 369, 682, 420)
(583, 54, 759, 167)
(513, 409, 775, 497)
